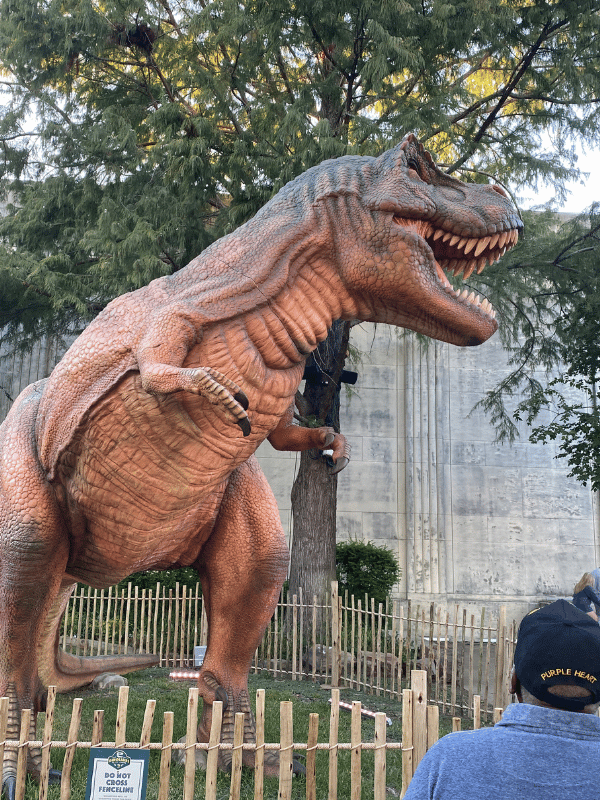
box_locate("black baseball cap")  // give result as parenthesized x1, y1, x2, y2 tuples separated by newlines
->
(514, 599, 600, 712)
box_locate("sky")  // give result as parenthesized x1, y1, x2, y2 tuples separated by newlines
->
(519, 147, 600, 214)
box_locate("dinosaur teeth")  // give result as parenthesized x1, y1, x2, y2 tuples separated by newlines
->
(474, 236, 490, 257)
(463, 262, 476, 279)
(433, 228, 445, 241)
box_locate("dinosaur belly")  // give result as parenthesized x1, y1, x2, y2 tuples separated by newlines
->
(58, 374, 245, 584)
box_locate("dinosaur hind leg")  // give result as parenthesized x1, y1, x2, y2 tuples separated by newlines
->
(195, 455, 289, 774)
(0, 386, 72, 797)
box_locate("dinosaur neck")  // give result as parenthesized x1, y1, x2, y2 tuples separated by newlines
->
(251, 255, 363, 368)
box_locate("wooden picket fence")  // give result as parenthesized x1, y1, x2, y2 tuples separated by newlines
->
(0, 670, 503, 800)
(60, 581, 518, 718)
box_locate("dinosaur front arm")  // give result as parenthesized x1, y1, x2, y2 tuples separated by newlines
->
(267, 402, 351, 473)
(135, 305, 251, 434)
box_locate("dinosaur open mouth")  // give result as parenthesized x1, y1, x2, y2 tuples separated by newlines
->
(395, 218, 520, 319)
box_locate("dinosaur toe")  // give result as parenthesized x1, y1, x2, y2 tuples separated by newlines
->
(233, 391, 249, 411)
(328, 456, 349, 474)
(237, 417, 252, 437)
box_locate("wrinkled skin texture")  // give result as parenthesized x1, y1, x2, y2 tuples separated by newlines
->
(0, 135, 521, 794)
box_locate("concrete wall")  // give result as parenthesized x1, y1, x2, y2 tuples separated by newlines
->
(256, 324, 600, 621)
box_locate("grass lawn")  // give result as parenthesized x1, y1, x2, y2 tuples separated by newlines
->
(25, 668, 482, 800)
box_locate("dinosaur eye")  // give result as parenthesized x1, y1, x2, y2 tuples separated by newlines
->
(407, 157, 421, 175)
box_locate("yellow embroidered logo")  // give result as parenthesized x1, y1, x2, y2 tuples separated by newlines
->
(540, 668, 597, 683)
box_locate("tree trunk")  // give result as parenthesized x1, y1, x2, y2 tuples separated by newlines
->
(288, 320, 351, 611)
(289, 450, 338, 603)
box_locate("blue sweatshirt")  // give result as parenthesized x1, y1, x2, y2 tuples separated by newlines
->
(403, 703, 600, 800)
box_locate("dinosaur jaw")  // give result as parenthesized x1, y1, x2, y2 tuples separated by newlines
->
(394, 216, 520, 340)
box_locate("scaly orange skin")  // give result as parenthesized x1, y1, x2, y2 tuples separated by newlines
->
(0, 135, 521, 789)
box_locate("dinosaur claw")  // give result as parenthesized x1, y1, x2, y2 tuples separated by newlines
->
(328, 456, 349, 474)
(215, 685, 229, 709)
(323, 432, 335, 448)
(233, 391, 249, 411)
(3, 776, 15, 800)
(237, 417, 251, 437)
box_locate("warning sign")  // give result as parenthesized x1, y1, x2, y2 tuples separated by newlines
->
(85, 748, 150, 800)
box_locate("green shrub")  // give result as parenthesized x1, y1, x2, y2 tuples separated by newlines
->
(335, 540, 400, 606)
(116, 567, 201, 593)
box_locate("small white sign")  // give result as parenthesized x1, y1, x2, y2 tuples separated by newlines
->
(85, 749, 150, 800)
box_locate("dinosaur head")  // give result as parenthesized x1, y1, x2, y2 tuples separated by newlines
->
(332, 134, 522, 346)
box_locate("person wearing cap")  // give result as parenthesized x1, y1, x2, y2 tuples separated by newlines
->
(403, 599, 600, 800)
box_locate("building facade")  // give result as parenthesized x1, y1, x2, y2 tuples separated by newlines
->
(256, 324, 599, 620)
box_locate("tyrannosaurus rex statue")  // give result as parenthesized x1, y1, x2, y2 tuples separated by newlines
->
(0, 135, 521, 795)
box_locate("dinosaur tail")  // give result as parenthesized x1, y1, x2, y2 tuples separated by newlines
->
(38, 583, 159, 693)
(50, 649, 159, 692)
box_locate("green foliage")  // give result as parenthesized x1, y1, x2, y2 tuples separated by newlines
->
(116, 568, 201, 593)
(336, 541, 400, 606)
(0, 0, 600, 509)
(504, 205, 600, 491)
(1, 0, 600, 353)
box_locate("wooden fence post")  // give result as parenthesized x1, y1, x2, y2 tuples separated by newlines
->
(400, 688, 413, 799)
(140, 700, 155, 748)
(278, 701, 293, 800)
(473, 695, 481, 730)
(157, 711, 173, 800)
(411, 670, 427, 767)
(0, 697, 8, 795)
(15, 709, 30, 800)
(115, 686, 129, 746)
(328, 688, 340, 800)
(254, 689, 265, 800)
(230, 713, 244, 800)
(204, 701, 222, 800)
(374, 712, 387, 800)
(331, 581, 340, 688)
(183, 687, 198, 800)
(306, 713, 319, 800)
(38, 685, 56, 800)
(60, 698, 82, 800)
(350, 702, 361, 800)
(426, 705, 439, 750)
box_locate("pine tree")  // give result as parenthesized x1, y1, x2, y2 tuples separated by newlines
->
(1, 0, 600, 601)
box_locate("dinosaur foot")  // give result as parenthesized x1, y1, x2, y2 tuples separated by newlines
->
(262, 749, 306, 777)
(198, 671, 305, 777)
